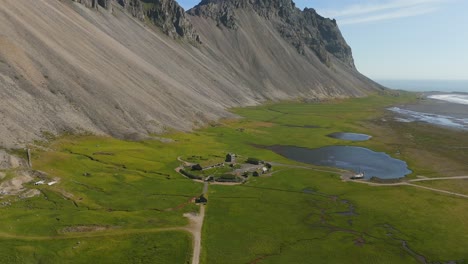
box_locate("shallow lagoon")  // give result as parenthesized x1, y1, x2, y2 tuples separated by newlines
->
(268, 145, 412, 180)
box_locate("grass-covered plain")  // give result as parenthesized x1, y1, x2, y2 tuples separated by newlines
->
(0, 231, 192, 264)
(0, 94, 467, 263)
(414, 179, 468, 196)
(202, 169, 468, 263)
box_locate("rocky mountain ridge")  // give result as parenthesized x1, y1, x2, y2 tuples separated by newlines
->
(73, 0, 200, 42)
(0, 0, 382, 148)
(144, 0, 201, 43)
(74, 0, 354, 68)
(188, 0, 354, 68)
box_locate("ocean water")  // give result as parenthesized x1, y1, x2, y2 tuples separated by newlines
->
(377, 80, 468, 93)
(380, 80, 468, 130)
(427, 94, 468, 105)
(388, 106, 468, 130)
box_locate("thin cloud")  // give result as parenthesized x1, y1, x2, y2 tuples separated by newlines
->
(340, 6, 438, 25)
(320, 0, 443, 18)
(317, 0, 448, 25)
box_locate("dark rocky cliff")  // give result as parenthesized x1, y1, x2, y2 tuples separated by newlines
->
(73, 0, 200, 43)
(188, 0, 355, 68)
(119, 0, 146, 20)
(141, 0, 201, 43)
(72, 0, 146, 18)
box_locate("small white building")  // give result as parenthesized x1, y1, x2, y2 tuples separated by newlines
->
(34, 180, 45, 185)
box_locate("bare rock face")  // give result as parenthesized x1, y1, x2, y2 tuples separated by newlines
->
(74, 0, 200, 43)
(72, 0, 113, 10)
(117, 0, 146, 20)
(72, 0, 143, 14)
(98, 0, 113, 10)
(72, 0, 99, 8)
(143, 0, 201, 43)
(189, 0, 355, 68)
(188, 0, 246, 29)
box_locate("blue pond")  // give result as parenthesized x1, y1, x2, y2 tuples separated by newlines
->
(327, 132, 372, 141)
(268, 145, 412, 180)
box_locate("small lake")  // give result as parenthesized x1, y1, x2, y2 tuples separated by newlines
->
(268, 145, 412, 180)
(327, 132, 371, 141)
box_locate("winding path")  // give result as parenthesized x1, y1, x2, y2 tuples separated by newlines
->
(185, 181, 208, 264)
(408, 176, 468, 182)
(175, 158, 467, 264)
(271, 162, 468, 199)
(184, 203, 205, 264)
(405, 183, 468, 199)
(0, 227, 185, 241)
(0, 157, 209, 264)
(177, 156, 195, 167)
(2, 156, 462, 264)
(347, 176, 468, 199)
(0, 220, 206, 264)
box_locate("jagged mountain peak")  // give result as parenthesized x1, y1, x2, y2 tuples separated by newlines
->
(188, 0, 354, 68)
(141, 0, 201, 43)
(72, 0, 201, 43)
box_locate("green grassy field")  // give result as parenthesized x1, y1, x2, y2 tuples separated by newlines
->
(202, 169, 468, 264)
(0, 231, 192, 264)
(414, 179, 468, 196)
(0, 93, 467, 263)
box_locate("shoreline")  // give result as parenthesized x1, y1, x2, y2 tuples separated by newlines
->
(389, 93, 468, 130)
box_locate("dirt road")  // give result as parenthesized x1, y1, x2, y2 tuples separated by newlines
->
(408, 176, 468, 182)
(349, 176, 468, 199)
(184, 204, 205, 264)
(271, 162, 468, 199)
(183, 181, 208, 264)
(405, 183, 468, 199)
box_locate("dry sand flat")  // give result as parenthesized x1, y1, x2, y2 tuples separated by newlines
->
(0, 0, 380, 148)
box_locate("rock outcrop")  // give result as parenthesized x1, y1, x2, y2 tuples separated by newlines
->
(188, 0, 245, 29)
(118, 0, 146, 20)
(72, 0, 144, 15)
(73, 0, 200, 43)
(144, 0, 201, 43)
(72, 0, 99, 9)
(189, 0, 354, 68)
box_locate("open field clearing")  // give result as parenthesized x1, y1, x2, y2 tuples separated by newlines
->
(0, 94, 466, 263)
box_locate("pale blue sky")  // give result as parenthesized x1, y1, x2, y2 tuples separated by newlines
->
(181, 0, 468, 81)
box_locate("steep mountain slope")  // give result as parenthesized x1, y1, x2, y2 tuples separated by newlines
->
(187, 0, 380, 98)
(0, 0, 383, 148)
(189, 0, 354, 67)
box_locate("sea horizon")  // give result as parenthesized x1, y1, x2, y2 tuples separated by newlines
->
(376, 79, 468, 93)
